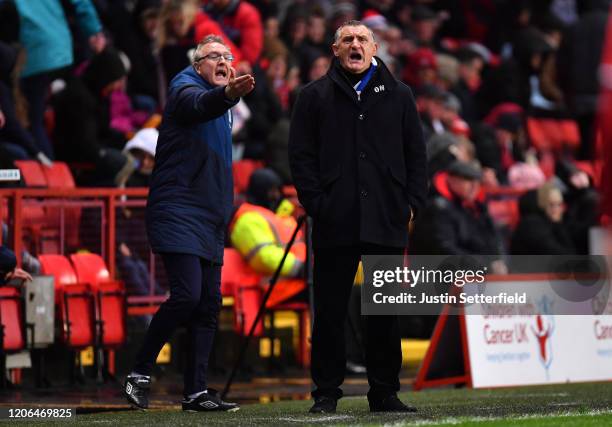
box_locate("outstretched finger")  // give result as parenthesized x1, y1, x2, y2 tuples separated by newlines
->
(233, 74, 253, 84)
(234, 77, 255, 92)
(238, 80, 256, 96)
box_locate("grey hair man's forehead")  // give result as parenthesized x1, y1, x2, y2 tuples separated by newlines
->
(333, 20, 376, 44)
(192, 34, 230, 62)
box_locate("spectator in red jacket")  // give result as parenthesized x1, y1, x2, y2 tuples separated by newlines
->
(204, 0, 264, 67)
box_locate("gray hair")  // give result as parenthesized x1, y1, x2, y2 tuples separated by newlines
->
(192, 35, 228, 63)
(333, 20, 376, 44)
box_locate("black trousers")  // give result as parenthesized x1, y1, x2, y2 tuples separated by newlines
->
(132, 253, 221, 396)
(311, 243, 403, 401)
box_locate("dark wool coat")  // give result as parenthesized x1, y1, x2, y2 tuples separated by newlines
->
(289, 57, 427, 248)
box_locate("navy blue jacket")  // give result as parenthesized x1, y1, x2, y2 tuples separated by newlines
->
(146, 66, 237, 263)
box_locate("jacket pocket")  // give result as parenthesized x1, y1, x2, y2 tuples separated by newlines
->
(387, 165, 411, 226)
(316, 165, 342, 220)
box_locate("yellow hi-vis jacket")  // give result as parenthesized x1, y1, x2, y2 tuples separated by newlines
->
(229, 201, 306, 307)
(229, 201, 305, 278)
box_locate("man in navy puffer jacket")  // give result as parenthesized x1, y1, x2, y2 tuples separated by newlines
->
(124, 34, 254, 412)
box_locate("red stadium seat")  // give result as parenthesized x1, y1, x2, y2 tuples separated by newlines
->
(60, 290, 95, 349)
(41, 162, 81, 250)
(39, 254, 95, 349)
(12, 161, 48, 251)
(234, 285, 265, 337)
(221, 248, 259, 296)
(527, 117, 580, 153)
(70, 253, 111, 285)
(0, 286, 25, 352)
(19, 203, 46, 250)
(223, 248, 263, 336)
(14, 160, 47, 187)
(70, 253, 126, 348)
(42, 162, 75, 188)
(0, 285, 25, 388)
(223, 248, 310, 364)
(12, 161, 79, 253)
(39, 254, 77, 304)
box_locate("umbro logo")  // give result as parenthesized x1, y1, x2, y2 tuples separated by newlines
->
(126, 383, 133, 394)
(374, 85, 385, 93)
(200, 400, 219, 409)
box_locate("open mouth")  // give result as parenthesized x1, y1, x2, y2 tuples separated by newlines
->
(215, 68, 228, 78)
(349, 52, 363, 61)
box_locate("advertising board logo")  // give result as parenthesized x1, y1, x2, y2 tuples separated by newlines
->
(531, 296, 555, 380)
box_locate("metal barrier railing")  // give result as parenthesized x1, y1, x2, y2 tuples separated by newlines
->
(0, 188, 168, 309)
(0, 186, 529, 311)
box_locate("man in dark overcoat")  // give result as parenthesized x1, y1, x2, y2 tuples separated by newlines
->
(289, 20, 427, 413)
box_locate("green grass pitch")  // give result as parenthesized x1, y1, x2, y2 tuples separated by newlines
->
(5, 382, 612, 426)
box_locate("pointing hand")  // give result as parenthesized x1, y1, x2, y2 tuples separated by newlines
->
(225, 67, 255, 100)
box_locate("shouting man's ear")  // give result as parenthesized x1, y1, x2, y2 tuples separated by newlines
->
(332, 42, 339, 57)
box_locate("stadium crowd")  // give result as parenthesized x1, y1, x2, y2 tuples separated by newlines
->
(0, 0, 608, 283)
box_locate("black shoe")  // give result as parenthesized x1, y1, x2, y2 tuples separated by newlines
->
(182, 389, 240, 412)
(309, 396, 337, 414)
(124, 375, 151, 410)
(369, 394, 417, 413)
